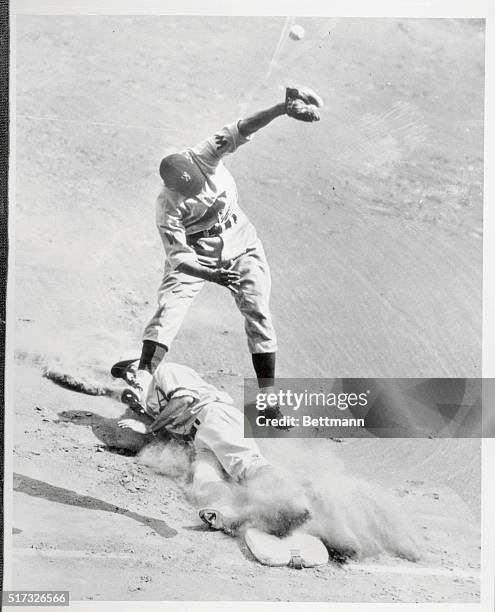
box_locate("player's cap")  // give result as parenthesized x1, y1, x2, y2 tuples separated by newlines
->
(159, 153, 205, 198)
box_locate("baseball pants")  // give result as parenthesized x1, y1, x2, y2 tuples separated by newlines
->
(191, 401, 270, 501)
(142, 238, 277, 354)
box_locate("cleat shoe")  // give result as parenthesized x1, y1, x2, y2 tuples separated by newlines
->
(199, 506, 241, 535)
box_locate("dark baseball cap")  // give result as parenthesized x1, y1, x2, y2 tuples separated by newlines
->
(159, 153, 206, 198)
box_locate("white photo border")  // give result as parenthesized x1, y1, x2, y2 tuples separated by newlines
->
(6, 1, 495, 611)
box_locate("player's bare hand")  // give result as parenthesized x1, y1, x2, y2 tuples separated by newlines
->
(208, 267, 241, 290)
(117, 419, 149, 434)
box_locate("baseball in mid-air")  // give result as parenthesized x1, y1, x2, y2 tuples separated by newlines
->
(289, 25, 305, 41)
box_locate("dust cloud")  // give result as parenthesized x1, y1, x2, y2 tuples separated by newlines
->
(137, 436, 420, 560)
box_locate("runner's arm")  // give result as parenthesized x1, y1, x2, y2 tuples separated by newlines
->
(148, 395, 196, 434)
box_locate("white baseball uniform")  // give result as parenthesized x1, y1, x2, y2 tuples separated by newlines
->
(146, 362, 270, 484)
(142, 122, 277, 354)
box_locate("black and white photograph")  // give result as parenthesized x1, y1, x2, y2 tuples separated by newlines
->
(4, 0, 494, 607)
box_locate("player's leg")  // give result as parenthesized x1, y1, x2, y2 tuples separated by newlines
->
(194, 402, 270, 482)
(228, 241, 277, 388)
(227, 242, 292, 426)
(192, 444, 243, 533)
(143, 261, 205, 354)
(135, 236, 220, 387)
(116, 262, 204, 410)
(191, 445, 230, 504)
(193, 404, 266, 532)
(194, 402, 311, 535)
(251, 352, 276, 389)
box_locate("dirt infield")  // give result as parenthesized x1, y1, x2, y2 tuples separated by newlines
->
(11, 16, 483, 602)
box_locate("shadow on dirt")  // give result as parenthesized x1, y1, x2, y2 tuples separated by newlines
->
(13, 472, 178, 539)
(181, 524, 212, 532)
(57, 409, 156, 453)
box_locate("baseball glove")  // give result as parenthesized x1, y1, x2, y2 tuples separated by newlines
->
(285, 86, 323, 122)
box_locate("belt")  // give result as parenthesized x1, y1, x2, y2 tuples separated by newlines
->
(187, 214, 238, 241)
(170, 417, 200, 443)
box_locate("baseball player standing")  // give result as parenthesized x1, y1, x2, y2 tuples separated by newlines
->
(113, 87, 323, 412)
